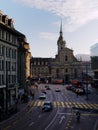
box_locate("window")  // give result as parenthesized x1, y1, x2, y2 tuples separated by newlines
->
(0, 45, 2, 55)
(0, 60, 1, 70)
(65, 68, 68, 73)
(2, 74, 4, 84)
(2, 46, 5, 56)
(12, 36, 17, 44)
(12, 62, 16, 71)
(2, 60, 4, 70)
(0, 75, 1, 85)
(65, 56, 68, 61)
(0, 60, 4, 71)
(12, 49, 16, 59)
(0, 29, 2, 38)
(0, 74, 4, 85)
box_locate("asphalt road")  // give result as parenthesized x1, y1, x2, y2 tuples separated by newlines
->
(0, 84, 98, 130)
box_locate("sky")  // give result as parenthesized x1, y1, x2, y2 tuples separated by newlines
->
(0, 0, 98, 58)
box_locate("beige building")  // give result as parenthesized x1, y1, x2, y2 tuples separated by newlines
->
(18, 37, 31, 89)
(0, 10, 31, 110)
(31, 22, 82, 84)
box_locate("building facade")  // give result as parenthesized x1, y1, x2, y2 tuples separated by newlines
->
(90, 43, 98, 78)
(0, 10, 31, 110)
(31, 22, 82, 84)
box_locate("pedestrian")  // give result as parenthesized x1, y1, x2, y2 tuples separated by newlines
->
(76, 110, 81, 123)
(76, 89, 79, 98)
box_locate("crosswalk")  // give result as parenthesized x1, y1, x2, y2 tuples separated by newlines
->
(28, 101, 98, 110)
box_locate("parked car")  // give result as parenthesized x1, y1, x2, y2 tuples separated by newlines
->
(39, 93, 46, 99)
(42, 101, 53, 111)
(66, 85, 75, 91)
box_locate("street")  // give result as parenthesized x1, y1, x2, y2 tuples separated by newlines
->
(0, 84, 98, 130)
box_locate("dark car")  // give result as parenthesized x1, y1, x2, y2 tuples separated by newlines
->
(75, 88, 85, 95)
(42, 101, 53, 111)
(66, 85, 75, 91)
(41, 89, 47, 94)
(46, 86, 51, 90)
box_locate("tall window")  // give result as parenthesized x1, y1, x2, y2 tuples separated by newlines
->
(56, 69, 59, 78)
(0, 75, 1, 85)
(0, 29, 2, 38)
(0, 45, 2, 55)
(65, 56, 68, 61)
(0, 60, 4, 71)
(65, 68, 68, 73)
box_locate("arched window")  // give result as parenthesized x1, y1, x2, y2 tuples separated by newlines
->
(65, 56, 68, 61)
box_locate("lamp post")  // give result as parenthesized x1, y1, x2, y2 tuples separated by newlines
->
(85, 62, 88, 100)
(6, 68, 8, 115)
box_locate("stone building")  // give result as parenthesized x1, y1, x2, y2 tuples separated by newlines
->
(31, 22, 82, 84)
(18, 37, 31, 89)
(0, 10, 31, 110)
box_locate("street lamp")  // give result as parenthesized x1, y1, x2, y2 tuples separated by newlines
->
(85, 62, 88, 100)
(6, 69, 8, 115)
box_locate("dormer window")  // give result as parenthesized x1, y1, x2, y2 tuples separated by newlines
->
(8, 19, 14, 28)
(2, 15, 9, 25)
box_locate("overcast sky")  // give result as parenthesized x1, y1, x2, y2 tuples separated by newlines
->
(1, 0, 98, 57)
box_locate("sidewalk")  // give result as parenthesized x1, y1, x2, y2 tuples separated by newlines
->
(0, 101, 29, 123)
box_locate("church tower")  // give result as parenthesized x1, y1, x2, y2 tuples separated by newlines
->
(57, 20, 66, 52)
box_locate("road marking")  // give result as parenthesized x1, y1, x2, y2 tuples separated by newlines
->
(90, 104, 97, 109)
(29, 122, 34, 127)
(30, 101, 98, 109)
(61, 102, 65, 107)
(37, 101, 41, 107)
(57, 101, 60, 107)
(53, 101, 56, 107)
(44, 108, 59, 130)
(58, 112, 98, 116)
(3, 125, 11, 130)
(65, 102, 70, 108)
(33, 101, 37, 106)
(59, 116, 65, 124)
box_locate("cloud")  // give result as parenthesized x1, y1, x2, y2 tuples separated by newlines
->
(14, 0, 98, 31)
(39, 32, 57, 41)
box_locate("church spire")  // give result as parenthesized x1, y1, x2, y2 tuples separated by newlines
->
(60, 19, 63, 36)
(57, 19, 66, 52)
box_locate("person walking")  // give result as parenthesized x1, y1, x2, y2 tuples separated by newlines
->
(76, 110, 81, 123)
(76, 89, 79, 98)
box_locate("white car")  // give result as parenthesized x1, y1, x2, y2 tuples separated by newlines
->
(39, 93, 46, 99)
(55, 88, 61, 92)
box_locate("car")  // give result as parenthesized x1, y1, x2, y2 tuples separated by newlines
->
(39, 93, 46, 99)
(55, 88, 61, 92)
(42, 101, 53, 111)
(41, 89, 47, 94)
(75, 88, 85, 95)
(66, 85, 74, 91)
(46, 86, 51, 90)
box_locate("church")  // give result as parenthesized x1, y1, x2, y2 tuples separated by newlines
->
(30, 22, 82, 84)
